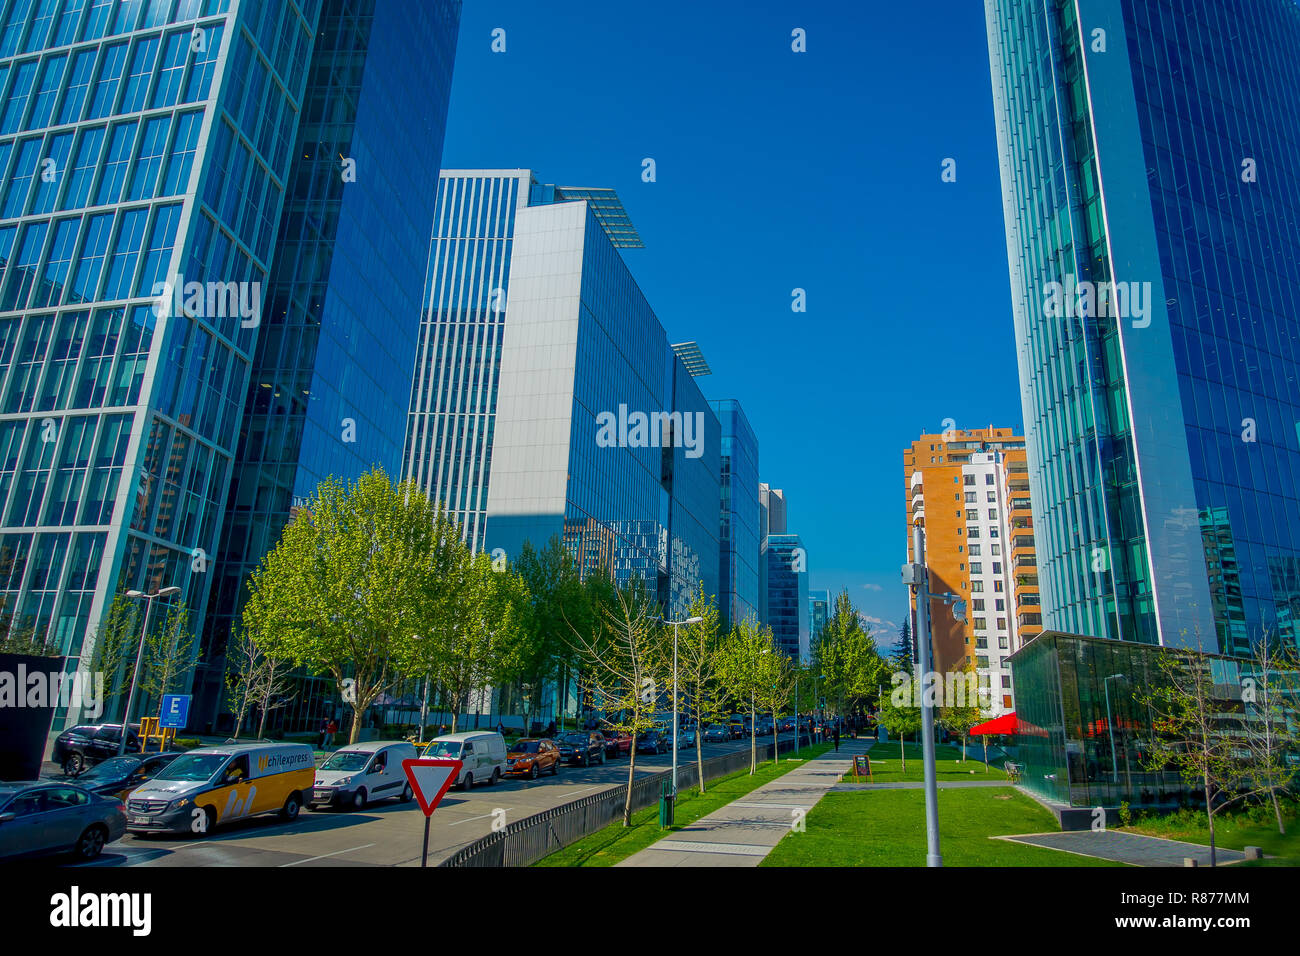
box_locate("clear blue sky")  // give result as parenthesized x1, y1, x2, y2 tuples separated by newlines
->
(439, 0, 1024, 639)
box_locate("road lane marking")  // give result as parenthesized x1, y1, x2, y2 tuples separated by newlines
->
(279, 843, 375, 866)
(555, 786, 602, 798)
(448, 808, 513, 827)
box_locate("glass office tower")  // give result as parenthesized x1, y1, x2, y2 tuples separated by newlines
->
(194, 0, 461, 731)
(765, 533, 809, 661)
(985, 0, 1300, 654)
(405, 170, 721, 616)
(0, 0, 462, 738)
(710, 398, 760, 629)
(0, 0, 320, 735)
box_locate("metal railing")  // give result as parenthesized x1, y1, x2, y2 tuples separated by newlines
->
(439, 734, 811, 867)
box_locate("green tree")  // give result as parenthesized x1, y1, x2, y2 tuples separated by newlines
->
(225, 626, 295, 741)
(511, 537, 590, 733)
(878, 673, 922, 771)
(417, 550, 531, 734)
(675, 585, 725, 790)
(938, 660, 987, 761)
(717, 617, 776, 774)
(88, 594, 144, 717)
(136, 604, 196, 719)
(565, 579, 667, 825)
(1239, 634, 1300, 834)
(813, 590, 889, 719)
(756, 645, 796, 762)
(242, 469, 454, 745)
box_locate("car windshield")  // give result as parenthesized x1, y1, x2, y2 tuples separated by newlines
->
(424, 741, 462, 757)
(321, 751, 371, 772)
(510, 741, 539, 753)
(152, 753, 229, 782)
(561, 734, 588, 744)
(78, 757, 139, 781)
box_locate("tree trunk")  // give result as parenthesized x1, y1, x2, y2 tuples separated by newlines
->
(749, 695, 756, 775)
(961, 734, 967, 761)
(623, 735, 638, 826)
(1204, 776, 1217, 867)
(1272, 789, 1286, 835)
(695, 705, 706, 794)
(982, 736, 988, 773)
(772, 722, 779, 765)
(900, 732, 906, 771)
(256, 699, 270, 739)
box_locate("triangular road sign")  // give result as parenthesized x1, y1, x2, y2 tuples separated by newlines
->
(403, 758, 463, 817)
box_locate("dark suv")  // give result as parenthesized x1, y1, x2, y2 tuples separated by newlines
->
(557, 731, 606, 766)
(52, 724, 142, 776)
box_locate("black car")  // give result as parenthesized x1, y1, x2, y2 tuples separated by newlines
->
(67, 753, 184, 801)
(556, 732, 606, 766)
(636, 731, 668, 755)
(52, 724, 143, 776)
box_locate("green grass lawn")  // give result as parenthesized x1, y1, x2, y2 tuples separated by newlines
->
(1120, 803, 1300, 866)
(761, 786, 1124, 866)
(841, 743, 1007, 783)
(535, 744, 833, 867)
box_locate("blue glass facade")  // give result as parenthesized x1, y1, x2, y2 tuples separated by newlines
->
(765, 532, 808, 661)
(0, 0, 322, 737)
(196, 0, 462, 730)
(985, 0, 1300, 654)
(710, 398, 760, 628)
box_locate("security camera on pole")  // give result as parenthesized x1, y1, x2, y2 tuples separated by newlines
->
(902, 521, 966, 868)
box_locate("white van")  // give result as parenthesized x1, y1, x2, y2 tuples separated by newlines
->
(310, 741, 417, 810)
(423, 732, 507, 789)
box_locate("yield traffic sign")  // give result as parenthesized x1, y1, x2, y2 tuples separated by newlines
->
(403, 758, 462, 816)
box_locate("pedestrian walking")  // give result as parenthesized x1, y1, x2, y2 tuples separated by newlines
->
(317, 717, 329, 749)
(326, 718, 338, 747)
(833, 726, 840, 752)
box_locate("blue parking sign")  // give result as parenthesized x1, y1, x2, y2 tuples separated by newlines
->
(160, 694, 191, 729)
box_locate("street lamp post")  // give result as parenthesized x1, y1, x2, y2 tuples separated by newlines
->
(1103, 674, 1124, 783)
(656, 615, 702, 798)
(118, 586, 182, 755)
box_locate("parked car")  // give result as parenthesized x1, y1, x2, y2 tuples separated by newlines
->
(675, 726, 696, 749)
(703, 724, 729, 743)
(557, 731, 606, 766)
(636, 730, 668, 755)
(506, 738, 561, 779)
(52, 724, 143, 776)
(311, 741, 417, 809)
(600, 730, 632, 757)
(727, 718, 745, 739)
(424, 732, 509, 789)
(779, 717, 795, 732)
(0, 781, 127, 862)
(68, 753, 184, 801)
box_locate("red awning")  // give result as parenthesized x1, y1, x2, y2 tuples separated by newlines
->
(969, 712, 1018, 736)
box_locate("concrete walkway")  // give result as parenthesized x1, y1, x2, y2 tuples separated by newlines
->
(831, 779, 1012, 791)
(617, 739, 871, 867)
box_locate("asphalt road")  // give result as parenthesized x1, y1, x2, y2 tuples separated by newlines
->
(69, 732, 801, 867)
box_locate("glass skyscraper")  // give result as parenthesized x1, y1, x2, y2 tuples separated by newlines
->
(0, 0, 461, 737)
(765, 532, 809, 661)
(403, 170, 721, 615)
(710, 397, 759, 629)
(985, 0, 1300, 654)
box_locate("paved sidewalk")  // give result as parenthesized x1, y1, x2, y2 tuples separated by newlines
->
(831, 779, 1012, 791)
(617, 739, 871, 867)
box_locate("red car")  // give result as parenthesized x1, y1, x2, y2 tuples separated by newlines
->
(601, 730, 632, 757)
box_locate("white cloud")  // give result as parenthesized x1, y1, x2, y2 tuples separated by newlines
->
(861, 583, 883, 592)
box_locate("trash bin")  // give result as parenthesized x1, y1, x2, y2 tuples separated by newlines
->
(658, 778, 675, 828)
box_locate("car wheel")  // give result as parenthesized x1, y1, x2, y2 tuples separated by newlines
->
(352, 789, 367, 810)
(462, 773, 473, 790)
(73, 825, 107, 861)
(400, 782, 413, 802)
(599, 750, 606, 765)
(530, 764, 539, 780)
(490, 768, 500, 786)
(551, 759, 559, 776)
(62, 753, 84, 776)
(280, 793, 302, 821)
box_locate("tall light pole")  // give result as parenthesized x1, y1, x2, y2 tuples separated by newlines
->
(656, 615, 702, 798)
(118, 586, 182, 755)
(1103, 674, 1125, 783)
(903, 522, 965, 868)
